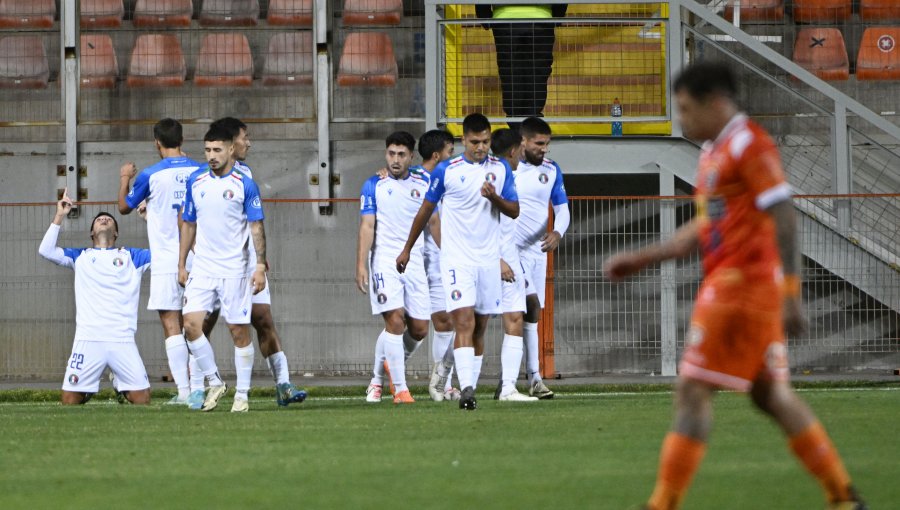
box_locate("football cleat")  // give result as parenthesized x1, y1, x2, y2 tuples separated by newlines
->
(165, 394, 188, 406)
(276, 383, 307, 407)
(459, 386, 477, 411)
(231, 395, 249, 413)
(186, 389, 205, 410)
(365, 383, 383, 403)
(443, 387, 461, 401)
(499, 388, 538, 402)
(529, 379, 554, 399)
(827, 486, 868, 510)
(393, 390, 415, 404)
(383, 361, 396, 397)
(493, 380, 503, 400)
(201, 382, 228, 412)
(429, 363, 448, 402)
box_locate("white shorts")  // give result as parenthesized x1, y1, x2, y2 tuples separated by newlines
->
(442, 262, 502, 315)
(502, 259, 527, 314)
(251, 274, 272, 306)
(148, 273, 184, 311)
(62, 340, 149, 393)
(521, 255, 548, 308)
(183, 276, 253, 324)
(369, 257, 430, 320)
(426, 252, 445, 314)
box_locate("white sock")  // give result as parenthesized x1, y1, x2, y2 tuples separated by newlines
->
(403, 330, 423, 361)
(501, 334, 524, 391)
(446, 366, 455, 392)
(384, 331, 407, 392)
(164, 334, 190, 398)
(454, 347, 475, 389)
(370, 330, 387, 387)
(432, 330, 454, 364)
(234, 344, 254, 394)
(472, 355, 483, 390)
(266, 351, 290, 385)
(188, 355, 204, 392)
(186, 335, 223, 386)
(524, 322, 542, 384)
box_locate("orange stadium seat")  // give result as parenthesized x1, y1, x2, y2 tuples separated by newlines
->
(0, 0, 55, 29)
(80, 0, 124, 28)
(336, 32, 397, 87)
(342, 0, 402, 26)
(793, 28, 849, 80)
(0, 35, 49, 89)
(860, 0, 900, 22)
(856, 27, 900, 80)
(126, 34, 186, 87)
(199, 0, 259, 26)
(262, 32, 314, 85)
(80, 34, 118, 88)
(267, 0, 312, 27)
(133, 0, 193, 28)
(195, 33, 254, 87)
(793, 0, 852, 23)
(724, 0, 784, 22)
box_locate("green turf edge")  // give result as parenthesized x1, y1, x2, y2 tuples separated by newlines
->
(0, 379, 896, 403)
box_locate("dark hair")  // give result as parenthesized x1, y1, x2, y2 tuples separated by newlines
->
(209, 117, 247, 140)
(90, 211, 118, 237)
(204, 125, 234, 143)
(673, 62, 738, 101)
(418, 129, 454, 161)
(490, 128, 522, 157)
(153, 118, 183, 149)
(520, 117, 551, 138)
(462, 113, 491, 135)
(385, 131, 416, 153)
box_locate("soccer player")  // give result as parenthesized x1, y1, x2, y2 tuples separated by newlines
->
(39, 189, 152, 405)
(197, 117, 308, 407)
(604, 62, 866, 510)
(398, 113, 519, 411)
(178, 125, 268, 413)
(357, 131, 431, 404)
(490, 128, 537, 402)
(117, 118, 203, 408)
(514, 116, 570, 399)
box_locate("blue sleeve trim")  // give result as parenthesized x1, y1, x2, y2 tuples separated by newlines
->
(243, 177, 265, 222)
(62, 247, 85, 261)
(500, 161, 518, 202)
(550, 162, 568, 206)
(359, 176, 378, 216)
(182, 173, 198, 222)
(125, 170, 151, 209)
(128, 248, 152, 268)
(424, 161, 448, 203)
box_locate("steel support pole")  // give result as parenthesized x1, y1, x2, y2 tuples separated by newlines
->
(832, 104, 852, 229)
(314, 0, 332, 214)
(659, 169, 678, 376)
(63, 0, 80, 215)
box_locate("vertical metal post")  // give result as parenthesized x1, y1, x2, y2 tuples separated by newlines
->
(832, 103, 852, 228)
(425, 1, 440, 130)
(315, 0, 332, 214)
(659, 168, 677, 376)
(667, 0, 683, 138)
(62, 0, 80, 215)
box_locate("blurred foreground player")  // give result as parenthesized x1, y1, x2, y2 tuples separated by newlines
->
(604, 62, 866, 510)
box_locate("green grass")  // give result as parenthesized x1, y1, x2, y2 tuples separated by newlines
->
(0, 387, 897, 509)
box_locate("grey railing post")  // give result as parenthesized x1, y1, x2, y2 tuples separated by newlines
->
(832, 103, 852, 229)
(62, 0, 80, 215)
(659, 168, 678, 376)
(315, 0, 332, 214)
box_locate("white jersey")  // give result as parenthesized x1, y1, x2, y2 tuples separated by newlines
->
(500, 213, 519, 266)
(126, 156, 201, 274)
(234, 161, 261, 271)
(39, 224, 151, 342)
(182, 165, 265, 278)
(360, 166, 431, 262)
(514, 158, 568, 259)
(425, 154, 517, 267)
(423, 196, 441, 272)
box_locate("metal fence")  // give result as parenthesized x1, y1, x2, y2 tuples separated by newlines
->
(2, 195, 897, 383)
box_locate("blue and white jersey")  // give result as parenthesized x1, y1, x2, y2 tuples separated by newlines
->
(423, 200, 441, 271)
(39, 224, 150, 342)
(425, 154, 517, 267)
(360, 167, 431, 262)
(514, 158, 568, 259)
(182, 165, 265, 278)
(126, 156, 201, 275)
(500, 213, 519, 266)
(233, 161, 262, 271)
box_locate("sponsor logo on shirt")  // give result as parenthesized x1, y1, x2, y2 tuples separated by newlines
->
(175, 172, 188, 184)
(538, 173, 549, 184)
(223, 189, 235, 200)
(251, 196, 261, 209)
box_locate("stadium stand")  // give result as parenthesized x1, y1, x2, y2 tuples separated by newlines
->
(792, 27, 849, 80)
(793, 0, 852, 23)
(80, 0, 124, 29)
(126, 34, 186, 87)
(0, 0, 55, 29)
(267, 0, 313, 27)
(856, 27, 900, 80)
(262, 31, 314, 86)
(132, 0, 193, 28)
(0, 35, 49, 89)
(723, 0, 784, 23)
(336, 32, 398, 87)
(199, 0, 260, 27)
(342, 0, 403, 26)
(860, 0, 900, 22)
(80, 34, 118, 89)
(195, 33, 254, 87)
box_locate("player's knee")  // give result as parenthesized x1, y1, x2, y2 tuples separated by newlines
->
(251, 307, 274, 331)
(432, 313, 453, 332)
(409, 322, 429, 341)
(61, 391, 87, 405)
(127, 389, 152, 405)
(503, 313, 523, 336)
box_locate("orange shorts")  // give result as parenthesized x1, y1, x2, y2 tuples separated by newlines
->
(679, 278, 790, 391)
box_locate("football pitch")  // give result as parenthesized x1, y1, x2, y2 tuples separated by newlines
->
(1, 384, 897, 509)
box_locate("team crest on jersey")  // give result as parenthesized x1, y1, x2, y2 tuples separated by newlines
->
(538, 173, 549, 184)
(484, 172, 497, 183)
(410, 189, 421, 198)
(112, 257, 124, 267)
(451, 290, 462, 301)
(377, 293, 387, 304)
(68, 374, 79, 384)
(175, 172, 187, 184)
(223, 189, 235, 200)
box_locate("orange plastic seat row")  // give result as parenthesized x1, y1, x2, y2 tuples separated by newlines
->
(0, 35, 49, 88)
(133, 0, 193, 28)
(0, 0, 55, 29)
(342, 0, 402, 26)
(126, 33, 187, 87)
(856, 27, 900, 79)
(793, 28, 849, 80)
(81, 0, 125, 28)
(724, 0, 784, 23)
(262, 31, 314, 85)
(81, 34, 118, 88)
(336, 32, 397, 87)
(861, 0, 900, 22)
(793, 0, 852, 23)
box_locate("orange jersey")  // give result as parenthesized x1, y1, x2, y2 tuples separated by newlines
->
(695, 115, 792, 285)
